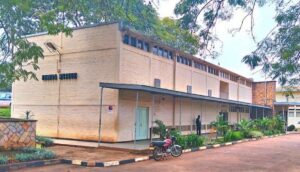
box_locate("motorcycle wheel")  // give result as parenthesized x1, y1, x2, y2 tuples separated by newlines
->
(171, 145, 182, 157)
(153, 147, 163, 161)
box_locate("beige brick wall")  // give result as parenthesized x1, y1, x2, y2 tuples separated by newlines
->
(12, 23, 254, 142)
(12, 23, 120, 142)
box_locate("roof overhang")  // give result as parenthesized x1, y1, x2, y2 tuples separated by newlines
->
(99, 82, 271, 109)
(274, 102, 300, 106)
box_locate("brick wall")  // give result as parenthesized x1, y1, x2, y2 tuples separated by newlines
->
(0, 118, 36, 150)
(252, 81, 276, 108)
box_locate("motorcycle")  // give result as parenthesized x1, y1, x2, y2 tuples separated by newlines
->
(149, 136, 182, 161)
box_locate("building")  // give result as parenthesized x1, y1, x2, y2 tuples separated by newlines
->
(12, 22, 273, 143)
(274, 87, 300, 128)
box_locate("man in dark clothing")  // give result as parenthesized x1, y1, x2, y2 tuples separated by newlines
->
(196, 115, 201, 136)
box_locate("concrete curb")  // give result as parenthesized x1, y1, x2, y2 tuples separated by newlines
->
(0, 159, 61, 172)
(60, 133, 286, 168)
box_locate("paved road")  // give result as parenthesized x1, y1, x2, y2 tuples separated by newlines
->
(15, 134, 300, 172)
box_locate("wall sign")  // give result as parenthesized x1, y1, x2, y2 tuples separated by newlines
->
(42, 74, 58, 81)
(42, 73, 78, 81)
(59, 73, 78, 80)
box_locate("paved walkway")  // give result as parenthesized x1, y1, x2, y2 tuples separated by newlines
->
(15, 134, 300, 172)
(53, 139, 151, 150)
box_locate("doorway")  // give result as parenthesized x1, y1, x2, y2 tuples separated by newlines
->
(135, 107, 149, 140)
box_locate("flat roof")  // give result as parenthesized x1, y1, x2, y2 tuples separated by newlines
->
(99, 82, 271, 109)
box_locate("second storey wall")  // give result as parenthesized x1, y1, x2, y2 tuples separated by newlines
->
(119, 43, 252, 103)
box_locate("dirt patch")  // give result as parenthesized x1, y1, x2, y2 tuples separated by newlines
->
(48, 145, 148, 162)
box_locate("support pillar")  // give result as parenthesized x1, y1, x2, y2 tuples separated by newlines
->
(98, 87, 104, 147)
(134, 92, 139, 146)
(151, 94, 155, 142)
(179, 98, 182, 132)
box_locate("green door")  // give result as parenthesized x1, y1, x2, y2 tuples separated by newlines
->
(135, 107, 149, 140)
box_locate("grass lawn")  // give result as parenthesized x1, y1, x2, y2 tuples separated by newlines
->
(0, 108, 11, 118)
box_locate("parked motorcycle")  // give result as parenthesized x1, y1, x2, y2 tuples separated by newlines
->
(149, 136, 182, 161)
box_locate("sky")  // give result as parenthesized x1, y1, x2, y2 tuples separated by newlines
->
(155, 0, 277, 81)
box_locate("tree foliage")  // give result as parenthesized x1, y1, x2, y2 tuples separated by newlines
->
(0, 0, 199, 88)
(174, 0, 300, 86)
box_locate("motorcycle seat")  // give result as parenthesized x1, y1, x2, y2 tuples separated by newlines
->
(151, 141, 166, 147)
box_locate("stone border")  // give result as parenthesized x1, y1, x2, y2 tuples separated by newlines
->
(0, 159, 61, 172)
(61, 133, 286, 168)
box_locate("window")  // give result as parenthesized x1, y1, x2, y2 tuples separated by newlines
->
(220, 71, 229, 79)
(194, 62, 207, 71)
(246, 81, 252, 87)
(130, 37, 136, 47)
(177, 56, 181, 63)
(220, 112, 228, 122)
(288, 110, 294, 117)
(188, 59, 192, 66)
(182, 57, 187, 64)
(123, 34, 129, 44)
(230, 106, 237, 112)
(154, 78, 161, 88)
(296, 110, 300, 117)
(187, 85, 192, 93)
(168, 51, 173, 60)
(245, 107, 250, 113)
(208, 89, 212, 97)
(163, 50, 168, 58)
(144, 42, 149, 52)
(137, 40, 143, 49)
(230, 75, 238, 82)
(240, 79, 246, 85)
(158, 48, 163, 56)
(152, 46, 158, 55)
(208, 67, 218, 76)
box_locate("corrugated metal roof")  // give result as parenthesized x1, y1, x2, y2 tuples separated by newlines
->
(99, 82, 271, 109)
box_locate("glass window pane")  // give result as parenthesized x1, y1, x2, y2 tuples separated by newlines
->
(158, 48, 163, 56)
(137, 40, 143, 49)
(152, 46, 158, 55)
(130, 37, 136, 47)
(123, 34, 129, 44)
(144, 42, 149, 52)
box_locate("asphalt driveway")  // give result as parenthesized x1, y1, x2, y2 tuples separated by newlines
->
(14, 134, 300, 172)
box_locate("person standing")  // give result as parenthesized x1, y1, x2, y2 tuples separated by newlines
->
(196, 115, 201, 136)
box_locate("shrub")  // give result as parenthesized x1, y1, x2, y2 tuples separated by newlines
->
(224, 130, 243, 142)
(262, 130, 273, 136)
(20, 147, 38, 153)
(210, 114, 230, 137)
(287, 124, 296, 131)
(36, 136, 54, 147)
(152, 120, 167, 139)
(0, 155, 8, 165)
(15, 148, 56, 162)
(249, 130, 263, 138)
(237, 119, 252, 137)
(177, 134, 204, 149)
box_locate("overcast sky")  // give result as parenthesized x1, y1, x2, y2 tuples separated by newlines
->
(156, 0, 277, 81)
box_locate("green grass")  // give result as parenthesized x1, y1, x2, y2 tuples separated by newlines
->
(0, 108, 11, 118)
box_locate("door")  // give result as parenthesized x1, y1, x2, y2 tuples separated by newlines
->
(135, 107, 149, 140)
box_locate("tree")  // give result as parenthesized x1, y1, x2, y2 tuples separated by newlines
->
(174, 0, 300, 87)
(0, 0, 73, 88)
(0, 0, 199, 88)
